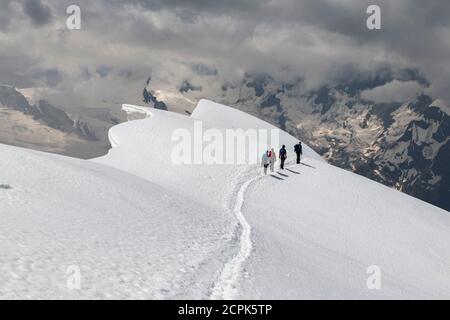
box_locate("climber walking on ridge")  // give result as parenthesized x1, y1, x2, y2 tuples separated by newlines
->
(261, 148, 276, 175)
(261, 150, 270, 175)
(269, 148, 276, 173)
(279, 145, 287, 170)
(294, 141, 303, 164)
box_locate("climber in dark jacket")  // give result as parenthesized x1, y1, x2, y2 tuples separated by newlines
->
(279, 145, 287, 169)
(294, 142, 303, 164)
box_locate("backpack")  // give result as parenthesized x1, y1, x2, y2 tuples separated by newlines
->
(279, 148, 287, 159)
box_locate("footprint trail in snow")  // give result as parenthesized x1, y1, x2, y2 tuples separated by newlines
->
(210, 174, 261, 300)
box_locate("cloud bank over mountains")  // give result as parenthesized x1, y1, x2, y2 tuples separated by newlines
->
(1, 0, 450, 109)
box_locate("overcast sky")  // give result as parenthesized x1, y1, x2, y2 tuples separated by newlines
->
(1, 0, 450, 108)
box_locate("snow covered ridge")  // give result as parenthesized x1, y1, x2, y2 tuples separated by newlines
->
(1, 99, 450, 299)
(141, 77, 450, 212)
(119, 100, 321, 166)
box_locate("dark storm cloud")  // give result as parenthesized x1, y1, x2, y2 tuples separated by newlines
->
(0, 0, 14, 30)
(404, 0, 450, 27)
(0, 50, 39, 88)
(1, 0, 450, 106)
(192, 63, 218, 76)
(113, 0, 267, 14)
(32, 68, 65, 87)
(22, 0, 53, 26)
(96, 66, 113, 78)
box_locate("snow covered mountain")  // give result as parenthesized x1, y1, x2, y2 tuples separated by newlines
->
(1, 99, 450, 299)
(141, 75, 450, 212)
(0, 85, 119, 158)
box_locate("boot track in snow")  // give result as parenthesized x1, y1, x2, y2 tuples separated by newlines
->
(210, 174, 261, 300)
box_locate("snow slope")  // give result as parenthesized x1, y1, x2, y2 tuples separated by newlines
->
(241, 159, 450, 299)
(192, 100, 450, 299)
(1, 99, 449, 299)
(0, 144, 233, 299)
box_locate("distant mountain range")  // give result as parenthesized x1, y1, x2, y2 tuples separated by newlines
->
(0, 85, 97, 140)
(0, 85, 120, 159)
(1, 74, 448, 212)
(142, 74, 450, 212)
